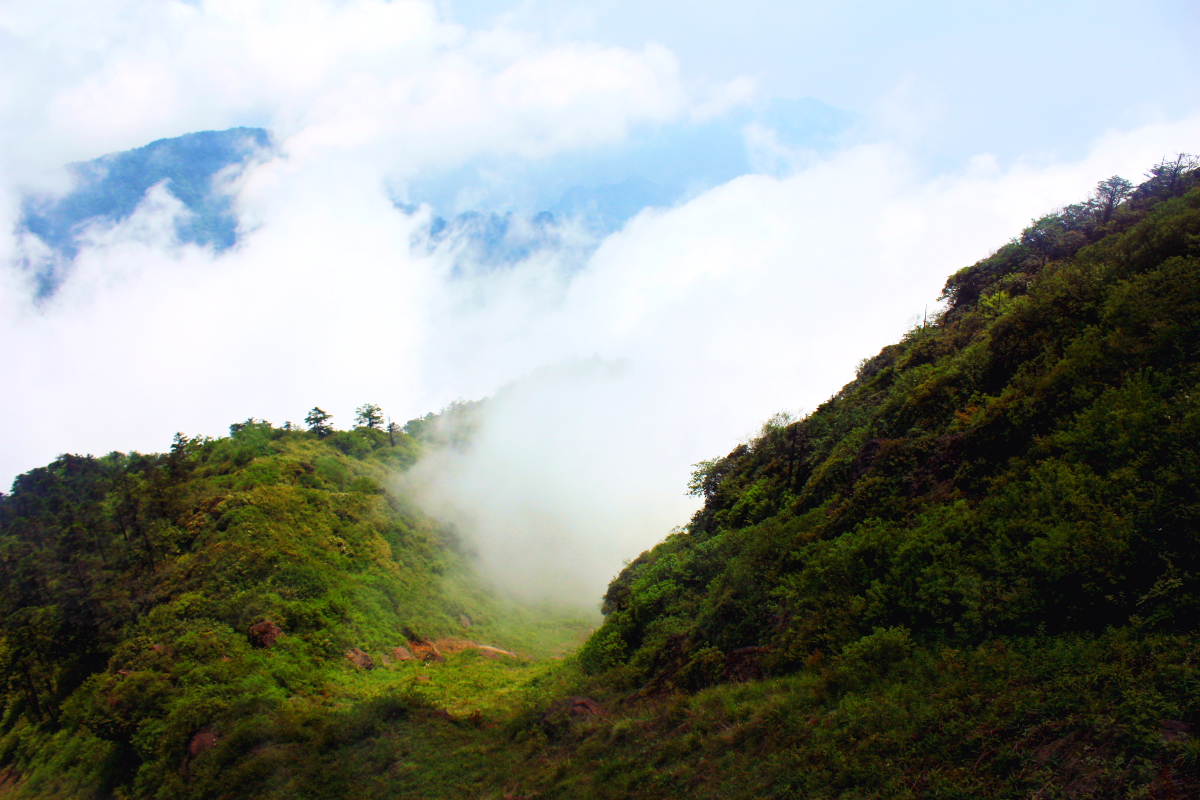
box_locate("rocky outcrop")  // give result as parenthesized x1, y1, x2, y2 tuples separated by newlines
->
(406, 636, 445, 663)
(475, 645, 518, 659)
(431, 637, 518, 659)
(188, 730, 218, 756)
(181, 728, 218, 778)
(345, 648, 374, 669)
(390, 636, 517, 664)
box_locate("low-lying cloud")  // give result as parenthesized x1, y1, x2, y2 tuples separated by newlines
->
(391, 121, 1200, 605)
(400, 358, 699, 606)
(3, 0, 1200, 607)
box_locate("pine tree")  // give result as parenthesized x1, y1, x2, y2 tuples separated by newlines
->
(355, 404, 383, 430)
(305, 407, 333, 438)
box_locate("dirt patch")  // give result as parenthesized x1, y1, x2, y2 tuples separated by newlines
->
(433, 637, 519, 659)
(407, 636, 445, 663)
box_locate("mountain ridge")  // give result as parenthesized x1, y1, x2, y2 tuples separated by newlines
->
(3, 154, 1200, 798)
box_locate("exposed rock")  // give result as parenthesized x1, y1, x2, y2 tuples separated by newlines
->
(430, 637, 518, 659)
(402, 632, 517, 662)
(407, 637, 445, 663)
(459, 614, 472, 628)
(415, 675, 431, 683)
(181, 728, 218, 778)
(247, 619, 283, 649)
(345, 648, 374, 669)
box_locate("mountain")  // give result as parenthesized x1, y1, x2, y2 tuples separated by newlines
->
(15, 98, 856, 295)
(17, 128, 271, 298)
(2, 154, 1199, 799)
(0, 411, 591, 798)
(559, 154, 1200, 796)
(588, 160, 1200, 677)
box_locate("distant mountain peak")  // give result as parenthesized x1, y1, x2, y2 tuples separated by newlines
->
(16, 127, 272, 298)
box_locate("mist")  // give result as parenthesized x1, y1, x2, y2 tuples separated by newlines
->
(398, 359, 697, 608)
(4, 0, 1200, 607)
(390, 123, 1200, 606)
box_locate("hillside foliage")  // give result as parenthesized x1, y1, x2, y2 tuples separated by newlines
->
(585, 155, 1200, 678)
(0, 413, 588, 798)
(560, 156, 1200, 797)
(3, 155, 1200, 799)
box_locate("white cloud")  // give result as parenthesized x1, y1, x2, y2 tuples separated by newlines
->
(394, 117, 1200, 605)
(2, 0, 1199, 606)
(2, 0, 688, 181)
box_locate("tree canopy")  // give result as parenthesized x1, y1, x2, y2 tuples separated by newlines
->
(355, 403, 383, 430)
(304, 406, 333, 437)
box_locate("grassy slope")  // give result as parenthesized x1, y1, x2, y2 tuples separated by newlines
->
(0, 422, 592, 799)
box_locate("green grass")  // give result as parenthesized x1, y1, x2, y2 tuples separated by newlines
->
(492, 629, 1200, 799)
(0, 418, 598, 799)
(5, 162, 1200, 798)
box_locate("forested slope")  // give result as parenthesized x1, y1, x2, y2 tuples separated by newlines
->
(587, 157, 1200, 679)
(0, 417, 588, 798)
(549, 157, 1200, 798)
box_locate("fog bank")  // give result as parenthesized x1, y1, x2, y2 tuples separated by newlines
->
(4, 0, 1200, 606)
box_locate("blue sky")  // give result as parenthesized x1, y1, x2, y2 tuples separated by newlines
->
(444, 0, 1198, 160)
(2, 0, 1198, 600)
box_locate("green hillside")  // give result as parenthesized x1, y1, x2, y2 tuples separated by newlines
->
(3, 155, 1200, 799)
(0, 415, 591, 798)
(584, 159, 1200, 681)
(553, 156, 1200, 797)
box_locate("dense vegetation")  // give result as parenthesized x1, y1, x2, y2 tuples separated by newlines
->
(561, 155, 1200, 796)
(0, 412, 590, 798)
(3, 154, 1199, 799)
